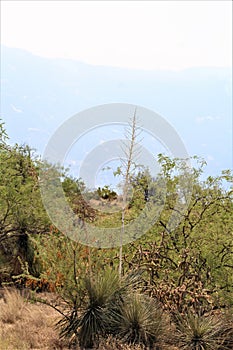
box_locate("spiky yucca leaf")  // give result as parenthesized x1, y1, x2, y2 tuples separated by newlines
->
(57, 269, 145, 348)
(78, 270, 121, 348)
(175, 312, 225, 350)
(109, 293, 164, 348)
(57, 269, 121, 348)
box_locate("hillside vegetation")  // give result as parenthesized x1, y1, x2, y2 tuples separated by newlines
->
(0, 120, 232, 349)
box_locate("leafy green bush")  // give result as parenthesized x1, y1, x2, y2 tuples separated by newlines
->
(97, 185, 117, 201)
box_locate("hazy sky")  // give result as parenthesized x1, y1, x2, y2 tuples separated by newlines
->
(1, 0, 232, 70)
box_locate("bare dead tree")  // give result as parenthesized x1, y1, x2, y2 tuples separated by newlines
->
(118, 108, 142, 277)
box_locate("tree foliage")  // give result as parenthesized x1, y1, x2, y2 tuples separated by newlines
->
(0, 121, 50, 276)
(124, 155, 233, 313)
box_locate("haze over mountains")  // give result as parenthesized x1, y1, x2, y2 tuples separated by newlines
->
(1, 45, 232, 177)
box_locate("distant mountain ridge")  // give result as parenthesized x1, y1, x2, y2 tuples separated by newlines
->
(1, 45, 232, 176)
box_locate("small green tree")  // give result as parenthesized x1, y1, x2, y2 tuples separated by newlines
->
(124, 155, 233, 313)
(97, 185, 117, 201)
(0, 121, 50, 275)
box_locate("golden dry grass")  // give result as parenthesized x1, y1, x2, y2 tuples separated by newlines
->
(0, 288, 66, 350)
(0, 287, 26, 324)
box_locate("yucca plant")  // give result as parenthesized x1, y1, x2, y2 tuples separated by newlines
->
(78, 270, 121, 349)
(57, 269, 120, 349)
(109, 293, 164, 349)
(218, 311, 233, 350)
(174, 311, 225, 350)
(57, 269, 144, 348)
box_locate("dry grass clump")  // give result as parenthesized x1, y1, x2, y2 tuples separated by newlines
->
(0, 288, 26, 324)
(0, 288, 67, 349)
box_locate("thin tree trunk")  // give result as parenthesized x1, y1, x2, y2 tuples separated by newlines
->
(119, 109, 139, 278)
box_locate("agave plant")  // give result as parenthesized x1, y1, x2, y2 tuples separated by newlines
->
(109, 293, 164, 349)
(174, 311, 225, 350)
